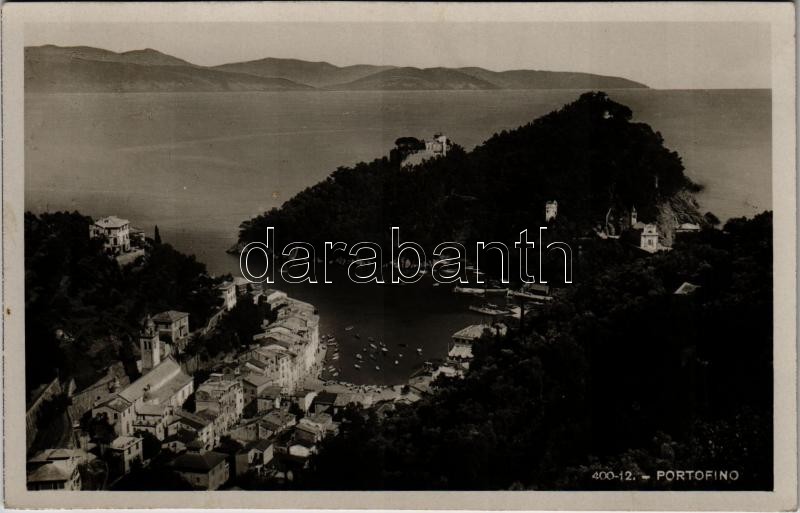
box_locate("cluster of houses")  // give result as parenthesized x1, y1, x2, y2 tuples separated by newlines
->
(27, 242, 330, 491)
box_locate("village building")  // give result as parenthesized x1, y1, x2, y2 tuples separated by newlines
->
(132, 402, 173, 440)
(169, 450, 230, 490)
(448, 341, 474, 364)
(26, 449, 90, 490)
(217, 281, 237, 311)
(545, 200, 558, 222)
(241, 439, 274, 474)
(241, 373, 276, 409)
(92, 395, 136, 437)
(151, 310, 190, 349)
(228, 418, 263, 444)
(119, 356, 194, 409)
(432, 363, 464, 380)
(311, 391, 338, 415)
(290, 389, 319, 414)
(90, 216, 131, 255)
(294, 412, 337, 446)
(161, 428, 197, 454)
(165, 409, 215, 451)
(68, 362, 129, 421)
(129, 226, 146, 245)
(247, 296, 322, 393)
(92, 356, 193, 439)
(261, 409, 297, 437)
(640, 224, 660, 253)
(294, 421, 325, 446)
(195, 373, 244, 434)
(256, 386, 284, 413)
(451, 324, 490, 346)
(109, 435, 144, 474)
(233, 276, 251, 295)
(263, 289, 289, 308)
(424, 133, 449, 156)
(244, 345, 299, 392)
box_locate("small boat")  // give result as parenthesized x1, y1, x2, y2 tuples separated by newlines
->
(369, 343, 377, 350)
(416, 348, 423, 354)
(332, 372, 339, 377)
(332, 355, 339, 360)
(355, 334, 361, 339)
(381, 347, 389, 354)
(328, 337, 336, 343)
(398, 353, 403, 358)
(375, 366, 381, 371)
(356, 354, 363, 360)
(394, 360, 399, 365)
(453, 286, 486, 295)
(432, 282, 440, 287)
(368, 337, 375, 342)
(354, 364, 361, 369)
(345, 326, 354, 331)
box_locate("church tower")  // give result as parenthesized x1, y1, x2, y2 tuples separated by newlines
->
(140, 314, 161, 373)
(631, 206, 638, 227)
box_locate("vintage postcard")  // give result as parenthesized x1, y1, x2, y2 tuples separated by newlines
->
(2, 2, 796, 510)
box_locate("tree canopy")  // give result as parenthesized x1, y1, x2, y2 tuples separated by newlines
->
(239, 92, 700, 255)
(303, 213, 772, 490)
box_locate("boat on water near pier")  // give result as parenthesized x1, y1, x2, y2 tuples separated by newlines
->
(354, 364, 361, 369)
(453, 286, 486, 295)
(345, 326, 354, 331)
(469, 305, 511, 316)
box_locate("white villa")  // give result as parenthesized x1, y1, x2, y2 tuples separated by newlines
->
(90, 216, 131, 254)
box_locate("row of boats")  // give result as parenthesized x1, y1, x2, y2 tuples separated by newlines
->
(325, 328, 423, 372)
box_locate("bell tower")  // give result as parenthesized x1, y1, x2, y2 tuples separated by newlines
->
(140, 314, 161, 372)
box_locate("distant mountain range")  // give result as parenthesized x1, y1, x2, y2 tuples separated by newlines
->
(25, 45, 649, 93)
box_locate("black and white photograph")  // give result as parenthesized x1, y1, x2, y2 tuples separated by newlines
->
(2, 2, 796, 510)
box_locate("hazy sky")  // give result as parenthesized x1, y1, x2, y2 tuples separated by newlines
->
(26, 22, 770, 89)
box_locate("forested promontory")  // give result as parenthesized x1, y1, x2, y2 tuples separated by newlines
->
(238, 92, 703, 260)
(24, 211, 221, 393)
(295, 212, 773, 491)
